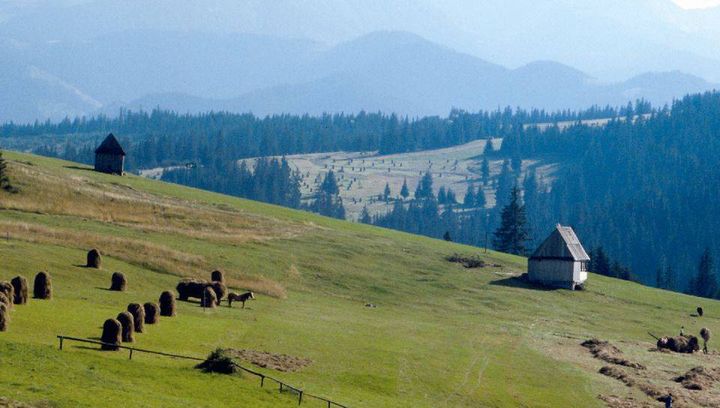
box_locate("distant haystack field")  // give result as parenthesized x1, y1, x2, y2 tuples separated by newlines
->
(240, 139, 558, 219)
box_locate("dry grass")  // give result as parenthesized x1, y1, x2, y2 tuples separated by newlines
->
(0, 221, 206, 276)
(226, 276, 287, 299)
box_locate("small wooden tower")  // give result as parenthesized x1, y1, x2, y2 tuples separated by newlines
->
(528, 224, 590, 290)
(94, 133, 125, 175)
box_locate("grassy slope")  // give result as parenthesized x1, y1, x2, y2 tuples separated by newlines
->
(0, 151, 718, 407)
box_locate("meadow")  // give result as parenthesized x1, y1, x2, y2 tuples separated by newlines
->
(1, 151, 719, 407)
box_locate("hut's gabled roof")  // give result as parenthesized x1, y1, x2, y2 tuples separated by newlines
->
(530, 224, 590, 261)
(95, 133, 125, 156)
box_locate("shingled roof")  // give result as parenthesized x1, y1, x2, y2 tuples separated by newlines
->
(530, 224, 590, 261)
(95, 133, 125, 156)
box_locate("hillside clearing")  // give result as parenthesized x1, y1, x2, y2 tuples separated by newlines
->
(0, 151, 719, 407)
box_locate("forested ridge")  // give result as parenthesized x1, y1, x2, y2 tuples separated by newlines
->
(2, 93, 718, 296)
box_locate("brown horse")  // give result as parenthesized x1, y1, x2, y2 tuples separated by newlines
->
(228, 291, 255, 308)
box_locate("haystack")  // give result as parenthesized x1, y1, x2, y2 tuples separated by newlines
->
(0, 303, 8, 332)
(698, 306, 704, 317)
(176, 278, 208, 301)
(657, 335, 700, 353)
(127, 303, 145, 333)
(144, 302, 159, 324)
(211, 270, 224, 283)
(110, 272, 127, 291)
(210, 281, 227, 305)
(10, 276, 28, 305)
(0, 292, 11, 310)
(159, 291, 176, 317)
(201, 287, 217, 308)
(196, 349, 237, 374)
(0, 282, 13, 308)
(33, 271, 52, 299)
(100, 318, 121, 350)
(116, 311, 135, 343)
(87, 248, 102, 268)
(701, 328, 711, 353)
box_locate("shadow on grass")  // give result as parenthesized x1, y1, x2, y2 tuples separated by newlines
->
(63, 165, 93, 172)
(489, 274, 560, 291)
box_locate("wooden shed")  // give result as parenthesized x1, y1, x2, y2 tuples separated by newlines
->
(528, 224, 590, 290)
(94, 133, 125, 175)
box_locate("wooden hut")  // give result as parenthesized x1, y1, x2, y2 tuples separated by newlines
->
(528, 224, 590, 290)
(94, 133, 125, 175)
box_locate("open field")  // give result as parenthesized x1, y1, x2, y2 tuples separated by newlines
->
(1, 152, 720, 407)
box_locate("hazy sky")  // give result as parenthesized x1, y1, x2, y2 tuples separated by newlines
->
(673, 0, 720, 8)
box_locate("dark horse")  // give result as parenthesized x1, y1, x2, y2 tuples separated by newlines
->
(228, 291, 255, 308)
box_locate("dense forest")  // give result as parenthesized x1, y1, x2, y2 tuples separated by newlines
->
(3, 94, 718, 297)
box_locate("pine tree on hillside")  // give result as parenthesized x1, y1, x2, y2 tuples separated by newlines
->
(690, 248, 717, 299)
(588, 247, 610, 276)
(414, 171, 434, 200)
(437, 186, 447, 205)
(360, 206, 372, 224)
(400, 178, 410, 200)
(492, 186, 530, 255)
(475, 187, 486, 208)
(310, 171, 346, 219)
(481, 157, 490, 185)
(0, 150, 9, 190)
(383, 182, 391, 202)
(463, 186, 476, 208)
(483, 138, 495, 156)
(320, 170, 340, 195)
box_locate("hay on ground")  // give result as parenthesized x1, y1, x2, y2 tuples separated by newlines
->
(210, 281, 227, 305)
(116, 311, 135, 343)
(33, 271, 52, 300)
(100, 318, 121, 351)
(10, 276, 28, 305)
(0, 303, 8, 332)
(674, 366, 720, 390)
(223, 349, 312, 372)
(581, 339, 645, 369)
(143, 302, 159, 324)
(195, 349, 238, 374)
(110, 272, 127, 291)
(176, 278, 209, 301)
(159, 291, 176, 317)
(657, 335, 700, 353)
(200, 287, 217, 308)
(87, 248, 102, 268)
(0, 282, 13, 309)
(599, 366, 635, 387)
(127, 303, 145, 333)
(211, 270, 224, 283)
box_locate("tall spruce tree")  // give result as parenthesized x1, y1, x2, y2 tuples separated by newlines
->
(481, 157, 490, 185)
(400, 178, 410, 200)
(690, 248, 717, 298)
(383, 182, 391, 202)
(414, 171, 434, 200)
(492, 186, 530, 255)
(463, 185, 476, 208)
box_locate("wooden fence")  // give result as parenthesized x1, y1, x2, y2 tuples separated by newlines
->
(57, 335, 348, 407)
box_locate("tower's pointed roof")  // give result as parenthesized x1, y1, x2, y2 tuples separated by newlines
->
(531, 224, 590, 261)
(95, 133, 125, 156)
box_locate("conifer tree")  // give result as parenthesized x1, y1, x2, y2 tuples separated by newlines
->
(414, 171, 434, 200)
(475, 186, 486, 208)
(0, 150, 10, 191)
(400, 178, 410, 200)
(463, 186, 476, 208)
(690, 248, 717, 298)
(492, 186, 529, 255)
(383, 182, 391, 202)
(481, 157, 490, 185)
(360, 206, 372, 224)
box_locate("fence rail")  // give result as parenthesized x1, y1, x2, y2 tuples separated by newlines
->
(57, 335, 348, 407)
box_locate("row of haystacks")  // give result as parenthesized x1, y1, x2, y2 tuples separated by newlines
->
(0, 272, 53, 332)
(101, 293, 177, 351)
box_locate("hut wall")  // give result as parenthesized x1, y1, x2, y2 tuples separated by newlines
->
(528, 258, 580, 288)
(95, 154, 124, 174)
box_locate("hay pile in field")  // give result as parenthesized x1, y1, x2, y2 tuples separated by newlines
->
(674, 367, 720, 390)
(176, 278, 208, 301)
(210, 281, 226, 305)
(581, 339, 645, 369)
(100, 319, 121, 351)
(0, 292, 11, 310)
(127, 303, 145, 333)
(657, 335, 700, 353)
(599, 366, 635, 387)
(223, 349, 312, 372)
(116, 311, 135, 343)
(211, 270, 224, 283)
(110, 272, 126, 291)
(195, 349, 238, 374)
(0, 302, 8, 331)
(446, 253, 485, 268)
(32, 272, 52, 299)
(10, 276, 27, 305)
(87, 249, 102, 268)
(597, 394, 656, 408)
(0, 282, 13, 309)
(159, 291, 176, 317)
(200, 287, 217, 308)
(143, 302, 159, 324)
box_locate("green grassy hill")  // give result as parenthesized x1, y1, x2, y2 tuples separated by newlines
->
(1, 151, 719, 407)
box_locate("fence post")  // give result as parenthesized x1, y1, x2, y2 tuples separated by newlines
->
(260, 375, 265, 387)
(129, 348, 133, 360)
(279, 383, 283, 393)
(59, 337, 63, 350)
(298, 390, 303, 405)
(327, 400, 331, 408)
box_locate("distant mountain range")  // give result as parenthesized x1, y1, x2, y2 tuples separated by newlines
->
(1, 30, 717, 122)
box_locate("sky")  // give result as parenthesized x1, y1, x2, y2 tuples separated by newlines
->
(673, 0, 720, 8)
